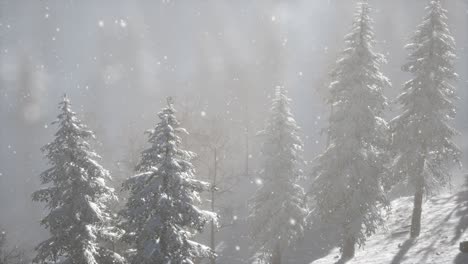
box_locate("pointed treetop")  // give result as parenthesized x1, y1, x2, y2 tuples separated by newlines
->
(166, 96, 175, 108)
(423, 0, 451, 27)
(269, 86, 295, 122)
(357, 0, 370, 12)
(429, 0, 442, 9)
(328, 0, 389, 110)
(425, 0, 450, 25)
(274, 85, 288, 103)
(275, 85, 284, 96)
(59, 93, 71, 110)
(353, 1, 373, 44)
(402, 0, 457, 80)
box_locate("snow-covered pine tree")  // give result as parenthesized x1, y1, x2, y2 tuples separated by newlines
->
(391, 0, 461, 238)
(249, 86, 308, 264)
(32, 95, 125, 264)
(121, 98, 216, 264)
(311, 1, 390, 261)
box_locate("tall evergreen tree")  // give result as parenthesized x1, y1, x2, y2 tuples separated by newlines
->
(391, 0, 461, 238)
(121, 98, 216, 264)
(249, 86, 308, 264)
(32, 95, 125, 264)
(311, 1, 390, 261)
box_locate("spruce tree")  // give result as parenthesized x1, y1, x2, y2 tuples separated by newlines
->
(249, 86, 308, 264)
(32, 95, 125, 264)
(311, 1, 390, 261)
(121, 98, 216, 264)
(391, 0, 461, 238)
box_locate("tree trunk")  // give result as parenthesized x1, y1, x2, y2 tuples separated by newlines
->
(410, 186, 423, 238)
(210, 148, 217, 264)
(245, 125, 250, 179)
(271, 243, 281, 264)
(411, 151, 425, 239)
(210, 220, 215, 264)
(341, 235, 355, 261)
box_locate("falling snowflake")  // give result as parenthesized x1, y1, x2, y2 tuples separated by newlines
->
(289, 218, 296, 226)
(255, 178, 263, 186)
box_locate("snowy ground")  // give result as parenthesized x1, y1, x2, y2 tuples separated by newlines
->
(311, 185, 468, 264)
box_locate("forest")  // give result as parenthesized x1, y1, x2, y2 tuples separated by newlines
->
(0, 0, 467, 264)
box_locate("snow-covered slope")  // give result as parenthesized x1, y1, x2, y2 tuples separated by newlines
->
(312, 185, 468, 264)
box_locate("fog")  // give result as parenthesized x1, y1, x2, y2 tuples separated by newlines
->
(0, 0, 467, 263)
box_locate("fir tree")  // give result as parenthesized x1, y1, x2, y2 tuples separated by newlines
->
(391, 0, 461, 238)
(311, 1, 390, 261)
(249, 86, 308, 264)
(121, 98, 216, 264)
(32, 95, 125, 264)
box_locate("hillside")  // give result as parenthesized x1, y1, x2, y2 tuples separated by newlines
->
(311, 183, 468, 264)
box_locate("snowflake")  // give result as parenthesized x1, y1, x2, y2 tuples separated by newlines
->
(255, 178, 263, 186)
(289, 218, 296, 226)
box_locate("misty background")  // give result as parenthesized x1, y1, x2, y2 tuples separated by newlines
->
(0, 0, 467, 262)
